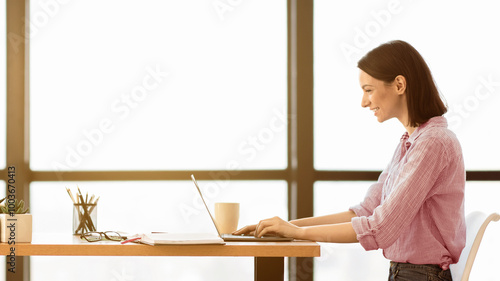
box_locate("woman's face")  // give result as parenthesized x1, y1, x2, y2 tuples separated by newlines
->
(359, 70, 407, 124)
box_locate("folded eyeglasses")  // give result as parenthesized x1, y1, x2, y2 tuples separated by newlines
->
(80, 231, 125, 242)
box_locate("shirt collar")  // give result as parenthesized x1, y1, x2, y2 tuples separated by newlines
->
(401, 116, 448, 144)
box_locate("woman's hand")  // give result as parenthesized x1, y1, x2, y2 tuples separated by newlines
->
(232, 224, 257, 236)
(233, 216, 303, 238)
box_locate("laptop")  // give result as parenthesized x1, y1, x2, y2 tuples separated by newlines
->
(191, 174, 294, 242)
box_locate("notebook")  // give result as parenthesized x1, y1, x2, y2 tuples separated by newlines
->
(191, 174, 294, 242)
(127, 232, 224, 245)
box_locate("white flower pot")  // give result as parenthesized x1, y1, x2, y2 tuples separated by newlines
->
(0, 214, 32, 243)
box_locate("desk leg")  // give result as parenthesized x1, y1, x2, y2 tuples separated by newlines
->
(254, 257, 284, 281)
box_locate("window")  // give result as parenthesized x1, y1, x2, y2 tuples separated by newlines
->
(463, 182, 500, 280)
(0, 0, 5, 170)
(314, 181, 500, 280)
(27, 0, 287, 280)
(313, 182, 388, 280)
(0, 2, 7, 279)
(30, 0, 287, 171)
(30, 181, 288, 281)
(5, 1, 498, 280)
(31, 181, 288, 235)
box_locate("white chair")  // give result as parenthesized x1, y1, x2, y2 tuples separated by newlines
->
(450, 212, 500, 281)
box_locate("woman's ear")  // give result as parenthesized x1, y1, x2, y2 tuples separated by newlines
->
(394, 75, 406, 95)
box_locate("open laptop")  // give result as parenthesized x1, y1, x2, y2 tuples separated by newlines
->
(191, 174, 294, 242)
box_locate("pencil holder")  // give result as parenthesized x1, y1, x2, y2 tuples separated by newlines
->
(73, 203, 97, 234)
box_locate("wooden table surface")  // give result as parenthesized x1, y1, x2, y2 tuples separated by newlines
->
(1, 234, 320, 281)
(0, 234, 320, 257)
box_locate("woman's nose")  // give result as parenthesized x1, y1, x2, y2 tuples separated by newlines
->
(361, 93, 370, 108)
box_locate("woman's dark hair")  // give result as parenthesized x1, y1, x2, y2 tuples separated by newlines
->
(357, 40, 447, 127)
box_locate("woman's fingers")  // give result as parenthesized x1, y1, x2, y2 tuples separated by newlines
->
(232, 224, 257, 235)
(233, 216, 296, 238)
(257, 223, 277, 237)
(255, 217, 282, 238)
(255, 216, 300, 238)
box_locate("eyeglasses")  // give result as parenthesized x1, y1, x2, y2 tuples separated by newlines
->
(80, 231, 124, 242)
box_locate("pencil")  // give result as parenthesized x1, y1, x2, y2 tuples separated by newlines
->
(66, 188, 76, 204)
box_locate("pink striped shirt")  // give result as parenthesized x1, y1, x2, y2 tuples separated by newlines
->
(350, 116, 466, 270)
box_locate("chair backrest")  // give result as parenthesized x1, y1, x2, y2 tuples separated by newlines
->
(450, 212, 500, 281)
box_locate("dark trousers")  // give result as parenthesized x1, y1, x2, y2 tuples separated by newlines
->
(388, 261, 453, 281)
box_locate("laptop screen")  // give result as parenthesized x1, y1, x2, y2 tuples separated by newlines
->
(190, 174, 222, 236)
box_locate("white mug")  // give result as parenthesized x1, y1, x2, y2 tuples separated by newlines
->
(214, 202, 240, 234)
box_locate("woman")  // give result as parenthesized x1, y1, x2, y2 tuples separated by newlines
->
(233, 40, 466, 280)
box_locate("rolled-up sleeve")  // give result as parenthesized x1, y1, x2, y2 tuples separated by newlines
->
(351, 215, 379, 250)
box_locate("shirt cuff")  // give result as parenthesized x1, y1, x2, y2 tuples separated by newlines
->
(351, 216, 379, 251)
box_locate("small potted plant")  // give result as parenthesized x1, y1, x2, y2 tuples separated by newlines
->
(0, 197, 32, 243)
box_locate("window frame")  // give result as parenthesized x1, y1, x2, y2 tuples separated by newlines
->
(3, 1, 499, 281)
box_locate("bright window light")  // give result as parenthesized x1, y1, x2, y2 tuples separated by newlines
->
(315, 0, 500, 171)
(30, 0, 287, 171)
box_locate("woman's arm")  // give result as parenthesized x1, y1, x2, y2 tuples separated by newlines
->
(297, 222, 358, 243)
(290, 210, 357, 227)
(233, 210, 357, 236)
(244, 216, 358, 243)
(233, 211, 359, 243)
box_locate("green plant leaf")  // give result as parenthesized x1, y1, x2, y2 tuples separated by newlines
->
(17, 201, 24, 212)
(0, 199, 29, 214)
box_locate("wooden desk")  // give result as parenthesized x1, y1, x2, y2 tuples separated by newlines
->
(0, 234, 320, 281)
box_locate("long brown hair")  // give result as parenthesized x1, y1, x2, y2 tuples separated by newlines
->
(357, 40, 447, 127)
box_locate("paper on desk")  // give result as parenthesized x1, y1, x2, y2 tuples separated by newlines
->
(124, 232, 225, 245)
